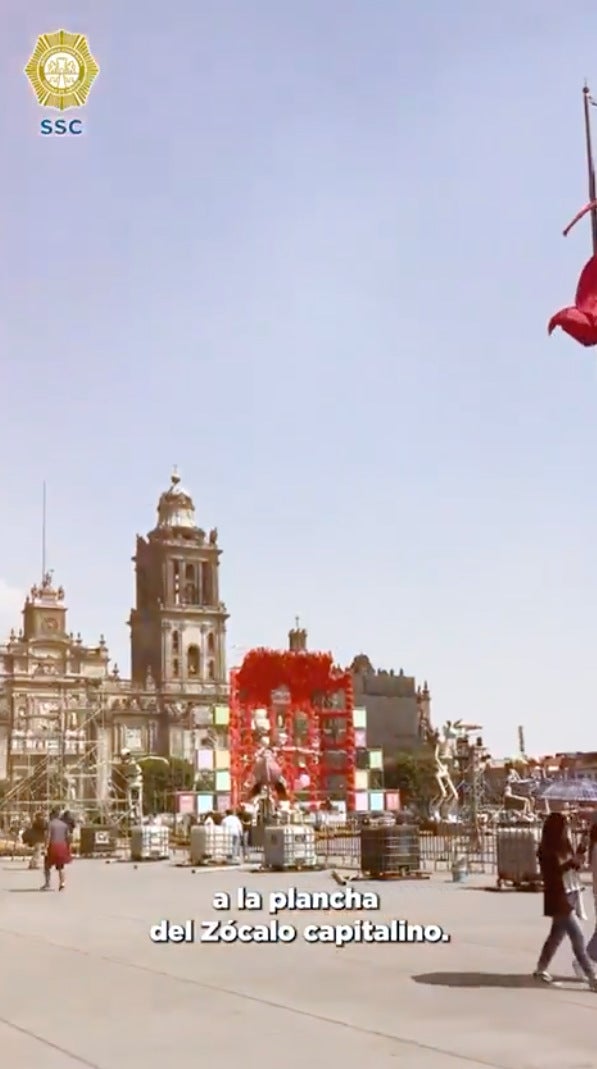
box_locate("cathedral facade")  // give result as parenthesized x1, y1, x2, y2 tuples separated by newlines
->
(0, 472, 229, 810)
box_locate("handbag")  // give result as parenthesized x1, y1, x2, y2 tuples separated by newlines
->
(563, 866, 582, 895)
(562, 864, 587, 919)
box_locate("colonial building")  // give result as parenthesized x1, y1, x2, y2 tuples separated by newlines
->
(0, 573, 113, 802)
(124, 469, 229, 761)
(350, 655, 431, 758)
(0, 470, 430, 814)
(0, 471, 229, 811)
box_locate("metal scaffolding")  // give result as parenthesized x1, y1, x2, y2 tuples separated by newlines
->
(0, 688, 112, 827)
(454, 732, 489, 823)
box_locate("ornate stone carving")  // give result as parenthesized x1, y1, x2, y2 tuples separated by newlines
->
(36, 700, 60, 717)
(165, 701, 186, 722)
(33, 661, 59, 676)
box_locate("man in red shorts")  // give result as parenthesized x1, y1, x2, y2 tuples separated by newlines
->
(41, 808, 71, 891)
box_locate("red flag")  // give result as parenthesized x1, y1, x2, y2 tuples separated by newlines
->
(548, 255, 597, 346)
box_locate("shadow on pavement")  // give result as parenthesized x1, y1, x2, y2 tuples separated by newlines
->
(412, 972, 573, 988)
(480, 887, 542, 894)
(8, 888, 46, 893)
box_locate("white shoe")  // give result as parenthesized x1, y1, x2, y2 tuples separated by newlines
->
(533, 969, 554, 984)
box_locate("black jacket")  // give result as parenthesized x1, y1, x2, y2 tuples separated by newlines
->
(538, 846, 579, 917)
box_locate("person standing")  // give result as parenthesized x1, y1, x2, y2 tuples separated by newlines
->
(239, 806, 252, 851)
(534, 811, 597, 988)
(41, 808, 71, 892)
(60, 810, 76, 836)
(26, 811, 47, 870)
(221, 808, 244, 863)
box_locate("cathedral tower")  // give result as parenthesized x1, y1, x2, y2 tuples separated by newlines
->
(288, 618, 307, 652)
(129, 472, 228, 691)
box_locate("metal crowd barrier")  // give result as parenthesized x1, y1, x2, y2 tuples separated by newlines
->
(315, 831, 361, 869)
(114, 825, 592, 875)
(313, 827, 498, 874)
(7, 824, 579, 878)
(418, 830, 497, 873)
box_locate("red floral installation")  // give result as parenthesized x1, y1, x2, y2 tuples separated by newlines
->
(236, 647, 348, 706)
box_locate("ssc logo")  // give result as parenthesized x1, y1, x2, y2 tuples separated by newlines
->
(24, 29, 99, 136)
(40, 119, 83, 136)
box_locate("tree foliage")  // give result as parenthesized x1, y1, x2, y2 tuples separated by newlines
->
(140, 757, 195, 815)
(384, 751, 437, 807)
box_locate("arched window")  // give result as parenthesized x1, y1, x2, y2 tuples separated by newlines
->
(207, 633, 215, 655)
(188, 645, 200, 676)
(207, 659, 215, 681)
(180, 564, 196, 604)
(172, 631, 179, 654)
(137, 568, 148, 609)
(201, 563, 213, 605)
(172, 658, 179, 678)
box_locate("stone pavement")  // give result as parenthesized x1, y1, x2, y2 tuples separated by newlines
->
(0, 859, 595, 1069)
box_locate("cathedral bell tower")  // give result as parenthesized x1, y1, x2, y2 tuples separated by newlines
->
(128, 471, 228, 691)
(23, 570, 67, 640)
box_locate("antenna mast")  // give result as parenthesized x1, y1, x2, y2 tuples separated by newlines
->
(562, 86, 597, 243)
(41, 481, 47, 580)
(582, 85, 597, 254)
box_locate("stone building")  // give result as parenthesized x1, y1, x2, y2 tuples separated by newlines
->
(0, 573, 113, 802)
(126, 469, 229, 760)
(350, 655, 431, 758)
(0, 471, 229, 812)
(263, 632, 431, 763)
(0, 470, 430, 813)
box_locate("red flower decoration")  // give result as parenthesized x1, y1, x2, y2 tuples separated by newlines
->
(236, 647, 345, 705)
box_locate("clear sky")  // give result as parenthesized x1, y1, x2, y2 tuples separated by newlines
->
(3, 1, 597, 759)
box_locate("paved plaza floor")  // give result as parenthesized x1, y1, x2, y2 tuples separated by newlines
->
(0, 858, 595, 1068)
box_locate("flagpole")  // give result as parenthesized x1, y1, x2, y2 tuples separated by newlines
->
(582, 84, 597, 254)
(41, 480, 47, 581)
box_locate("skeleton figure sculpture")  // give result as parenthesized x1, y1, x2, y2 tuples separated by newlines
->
(116, 748, 144, 823)
(249, 737, 288, 804)
(429, 721, 461, 820)
(502, 766, 533, 818)
(63, 771, 77, 803)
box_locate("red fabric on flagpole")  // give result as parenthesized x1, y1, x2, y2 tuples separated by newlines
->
(548, 255, 597, 346)
(562, 199, 597, 237)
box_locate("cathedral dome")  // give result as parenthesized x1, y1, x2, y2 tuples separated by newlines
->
(156, 470, 196, 529)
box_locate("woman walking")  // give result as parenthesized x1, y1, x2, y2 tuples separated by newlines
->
(533, 812, 597, 988)
(584, 819, 597, 963)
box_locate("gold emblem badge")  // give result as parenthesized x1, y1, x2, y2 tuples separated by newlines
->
(25, 30, 99, 110)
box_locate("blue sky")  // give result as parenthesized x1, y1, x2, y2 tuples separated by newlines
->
(3, 1, 597, 757)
